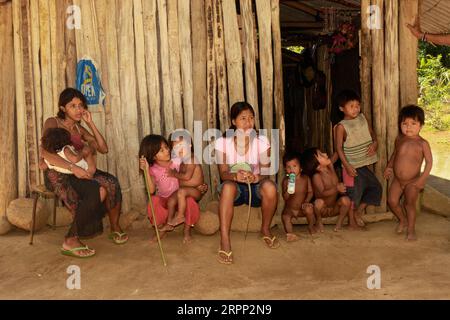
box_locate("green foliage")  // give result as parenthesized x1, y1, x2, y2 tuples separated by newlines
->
(417, 52, 450, 130)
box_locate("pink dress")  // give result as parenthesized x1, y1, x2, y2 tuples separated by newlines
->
(146, 160, 200, 226)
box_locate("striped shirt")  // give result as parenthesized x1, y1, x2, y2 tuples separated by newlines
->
(339, 113, 378, 168)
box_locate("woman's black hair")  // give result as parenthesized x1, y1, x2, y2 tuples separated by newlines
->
(398, 105, 425, 132)
(139, 134, 169, 166)
(300, 147, 320, 177)
(229, 101, 256, 131)
(41, 128, 72, 153)
(57, 88, 88, 119)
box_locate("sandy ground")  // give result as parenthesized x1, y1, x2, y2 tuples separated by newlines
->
(0, 210, 449, 300)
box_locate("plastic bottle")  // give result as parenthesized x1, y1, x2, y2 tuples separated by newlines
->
(287, 173, 296, 194)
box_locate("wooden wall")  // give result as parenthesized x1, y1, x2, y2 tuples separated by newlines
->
(5, 0, 284, 213)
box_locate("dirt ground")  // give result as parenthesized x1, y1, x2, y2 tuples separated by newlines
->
(0, 210, 449, 300)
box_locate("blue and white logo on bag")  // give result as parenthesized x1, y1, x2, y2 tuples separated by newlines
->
(76, 57, 105, 106)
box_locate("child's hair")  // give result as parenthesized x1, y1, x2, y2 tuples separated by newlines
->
(168, 129, 194, 153)
(398, 105, 425, 130)
(300, 147, 320, 177)
(335, 89, 361, 121)
(283, 151, 301, 168)
(41, 128, 72, 153)
(139, 134, 169, 166)
(57, 88, 88, 119)
(229, 101, 257, 131)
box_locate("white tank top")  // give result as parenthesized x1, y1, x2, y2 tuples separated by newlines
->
(44, 145, 89, 174)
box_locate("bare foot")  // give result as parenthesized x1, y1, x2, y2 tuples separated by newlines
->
(334, 223, 343, 232)
(315, 223, 324, 233)
(355, 214, 366, 227)
(407, 229, 417, 241)
(167, 215, 185, 228)
(183, 235, 193, 244)
(159, 223, 175, 232)
(396, 220, 407, 234)
(347, 224, 364, 231)
(150, 230, 167, 243)
(286, 233, 300, 242)
(308, 225, 317, 234)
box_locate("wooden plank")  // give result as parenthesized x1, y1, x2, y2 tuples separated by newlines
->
(222, 0, 244, 106)
(167, 0, 183, 130)
(157, 0, 175, 135)
(255, 0, 273, 137)
(133, 0, 151, 139)
(94, 0, 116, 176)
(38, 0, 54, 130)
(213, 0, 229, 132)
(371, 0, 387, 212)
(64, 0, 77, 87)
(104, 0, 132, 212)
(0, 0, 18, 216)
(205, 0, 220, 199)
(271, 0, 285, 181)
(22, 0, 39, 189)
(142, 0, 162, 135)
(13, 0, 27, 196)
(360, 0, 372, 125)
(399, 0, 419, 106)
(29, 0, 44, 184)
(385, 0, 399, 160)
(191, 0, 212, 205)
(240, 0, 260, 127)
(118, 0, 146, 208)
(178, 0, 194, 134)
(73, 0, 107, 171)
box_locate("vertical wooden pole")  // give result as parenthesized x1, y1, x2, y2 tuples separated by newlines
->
(178, 0, 194, 134)
(360, 0, 372, 125)
(13, 0, 27, 197)
(0, 0, 17, 223)
(205, 0, 220, 199)
(385, 0, 399, 161)
(399, 0, 419, 107)
(222, 0, 244, 106)
(240, 0, 260, 127)
(255, 0, 274, 137)
(133, 0, 151, 139)
(191, 0, 212, 205)
(157, 0, 175, 135)
(104, 0, 132, 212)
(213, 0, 229, 132)
(167, 0, 184, 130)
(371, 0, 387, 212)
(142, 0, 162, 135)
(271, 0, 285, 188)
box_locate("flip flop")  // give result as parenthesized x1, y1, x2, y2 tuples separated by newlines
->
(217, 250, 233, 265)
(261, 235, 281, 249)
(108, 231, 129, 245)
(61, 246, 95, 258)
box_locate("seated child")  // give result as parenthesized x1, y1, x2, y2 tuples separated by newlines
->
(384, 105, 432, 241)
(41, 127, 95, 175)
(159, 130, 205, 243)
(139, 134, 201, 243)
(334, 90, 382, 226)
(301, 148, 352, 232)
(281, 152, 314, 241)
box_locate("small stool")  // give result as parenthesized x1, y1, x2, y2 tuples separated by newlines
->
(29, 184, 58, 245)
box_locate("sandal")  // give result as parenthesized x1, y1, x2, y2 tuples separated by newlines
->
(61, 246, 95, 258)
(217, 250, 233, 265)
(261, 235, 281, 249)
(108, 231, 129, 245)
